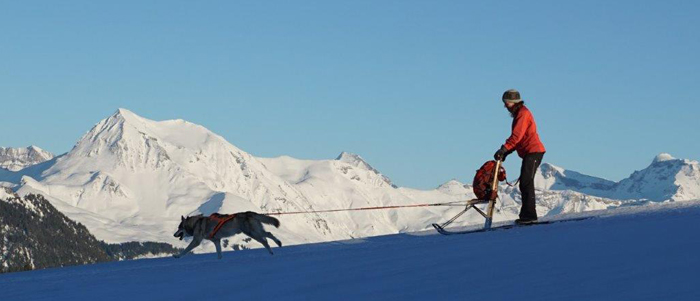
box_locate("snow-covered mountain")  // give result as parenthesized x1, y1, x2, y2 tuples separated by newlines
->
(0, 109, 696, 251)
(9, 109, 337, 245)
(536, 153, 700, 201)
(612, 153, 700, 201)
(0, 146, 54, 172)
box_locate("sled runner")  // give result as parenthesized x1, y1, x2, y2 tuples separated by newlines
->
(433, 217, 592, 235)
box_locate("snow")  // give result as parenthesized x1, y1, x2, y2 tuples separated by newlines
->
(653, 152, 676, 163)
(0, 188, 13, 201)
(2, 201, 698, 300)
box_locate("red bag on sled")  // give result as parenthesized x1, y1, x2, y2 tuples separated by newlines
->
(473, 160, 506, 201)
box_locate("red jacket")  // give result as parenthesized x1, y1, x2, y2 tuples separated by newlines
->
(503, 105, 546, 158)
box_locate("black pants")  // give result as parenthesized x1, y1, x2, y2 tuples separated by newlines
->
(519, 152, 544, 220)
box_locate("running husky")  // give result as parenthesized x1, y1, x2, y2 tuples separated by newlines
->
(173, 211, 282, 259)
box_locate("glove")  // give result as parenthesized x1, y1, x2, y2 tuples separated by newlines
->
(494, 145, 509, 161)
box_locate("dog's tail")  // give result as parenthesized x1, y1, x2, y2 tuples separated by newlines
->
(252, 213, 280, 228)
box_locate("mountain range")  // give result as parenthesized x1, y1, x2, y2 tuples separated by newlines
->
(1, 109, 698, 251)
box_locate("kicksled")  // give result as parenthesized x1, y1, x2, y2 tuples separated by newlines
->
(430, 160, 592, 235)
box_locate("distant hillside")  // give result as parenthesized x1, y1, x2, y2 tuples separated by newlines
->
(0, 189, 180, 273)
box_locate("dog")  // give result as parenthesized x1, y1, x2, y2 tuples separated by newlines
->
(173, 211, 282, 259)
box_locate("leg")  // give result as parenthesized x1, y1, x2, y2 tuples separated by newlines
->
(265, 232, 282, 247)
(174, 236, 203, 258)
(248, 221, 275, 254)
(251, 236, 274, 255)
(519, 152, 544, 220)
(214, 239, 223, 259)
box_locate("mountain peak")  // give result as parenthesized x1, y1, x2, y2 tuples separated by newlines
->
(652, 153, 676, 164)
(336, 152, 396, 188)
(115, 108, 135, 116)
(110, 108, 147, 125)
(437, 179, 464, 189)
(540, 162, 565, 174)
(336, 151, 361, 162)
(336, 152, 377, 172)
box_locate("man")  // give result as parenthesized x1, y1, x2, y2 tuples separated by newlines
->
(494, 89, 546, 225)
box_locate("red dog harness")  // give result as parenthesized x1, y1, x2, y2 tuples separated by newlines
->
(208, 213, 236, 239)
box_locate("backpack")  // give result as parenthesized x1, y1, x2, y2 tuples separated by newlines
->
(472, 160, 507, 201)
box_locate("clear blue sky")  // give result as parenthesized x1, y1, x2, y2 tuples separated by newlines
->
(1, 1, 698, 189)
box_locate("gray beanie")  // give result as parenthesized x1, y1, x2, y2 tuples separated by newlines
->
(502, 89, 523, 104)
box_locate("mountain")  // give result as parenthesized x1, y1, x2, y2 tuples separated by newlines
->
(0, 109, 696, 253)
(0, 146, 54, 172)
(10, 109, 336, 245)
(612, 154, 700, 201)
(536, 153, 700, 201)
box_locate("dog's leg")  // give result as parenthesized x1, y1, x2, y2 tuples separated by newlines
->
(265, 232, 282, 247)
(174, 236, 203, 258)
(247, 217, 275, 255)
(214, 239, 223, 260)
(251, 236, 274, 255)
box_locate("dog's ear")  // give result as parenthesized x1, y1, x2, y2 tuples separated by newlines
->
(181, 215, 185, 221)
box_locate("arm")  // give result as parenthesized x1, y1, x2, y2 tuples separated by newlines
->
(503, 110, 531, 151)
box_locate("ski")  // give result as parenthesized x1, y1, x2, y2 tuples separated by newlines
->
(432, 217, 592, 235)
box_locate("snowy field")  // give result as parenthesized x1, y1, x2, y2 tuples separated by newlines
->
(2, 201, 700, 301)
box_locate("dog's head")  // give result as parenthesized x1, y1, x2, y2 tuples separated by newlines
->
(173, 215, 190, 241)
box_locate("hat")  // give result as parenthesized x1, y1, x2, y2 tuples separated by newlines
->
(502, 89, 523, 104)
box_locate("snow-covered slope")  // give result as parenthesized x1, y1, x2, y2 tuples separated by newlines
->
(0, 109, 697, 251)
(0, 146, 53, 172)
(2, 201, 698, 300)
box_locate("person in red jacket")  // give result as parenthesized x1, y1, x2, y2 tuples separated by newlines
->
(494, 89, 546, 224)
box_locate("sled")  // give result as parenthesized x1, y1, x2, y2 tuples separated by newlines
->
(432, 160, 503, 233)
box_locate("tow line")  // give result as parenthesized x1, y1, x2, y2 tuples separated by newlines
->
(263, 200, 468, 216)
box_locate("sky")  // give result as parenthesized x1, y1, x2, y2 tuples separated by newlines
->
(1, 1, 698, 189)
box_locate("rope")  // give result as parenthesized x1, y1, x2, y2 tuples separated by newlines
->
(263, 200, 467, 216)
